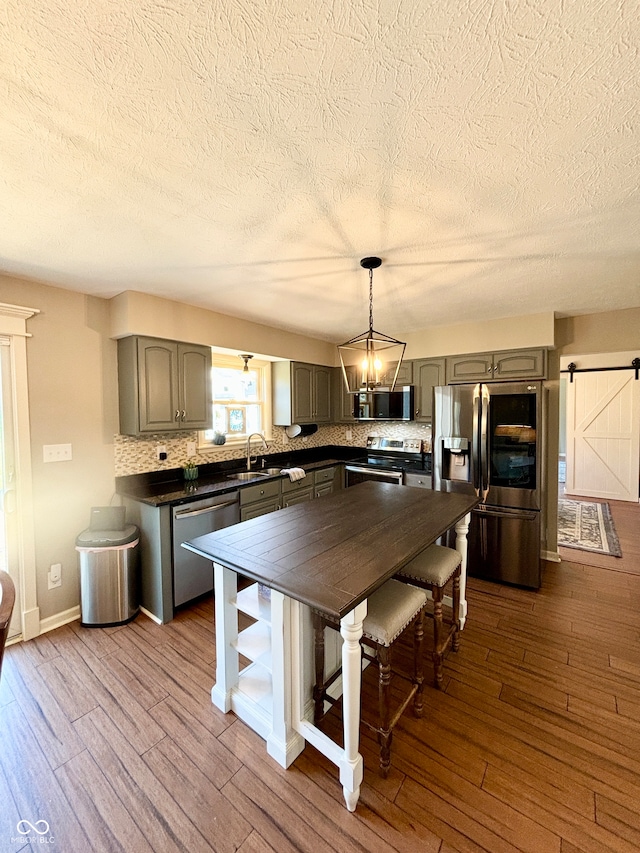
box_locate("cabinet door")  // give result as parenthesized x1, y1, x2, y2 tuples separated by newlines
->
(331, 366, 357, 422)
(292, 363, 314, 423)
(380, 360, 413, 386)
(240, 496, 281, 521)
(282, 487, 314, 507)
(313, 366, 331, 423)
(178, 344, 213, 429)
(446, 354, 494, 383)
(413, 358, 446, 422)
(138, 338, 180, 432)
(493, 349, 547, 380)
(315, 482, 334, 498)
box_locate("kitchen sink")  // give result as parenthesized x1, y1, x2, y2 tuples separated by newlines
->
(262, 467, 285, 475)
(227, 471, 270, 480)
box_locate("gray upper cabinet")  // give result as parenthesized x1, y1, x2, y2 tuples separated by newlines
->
(331, 365, 357, 423)
(446, 348, 547, 383)
(379, 359, 413, 387)
(118, 336, 212, 435)
(412, 358, 446, 421)
(273, 361, 331, 425)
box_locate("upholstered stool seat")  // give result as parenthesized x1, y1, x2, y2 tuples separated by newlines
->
(394, 544, 462, 688)
(313, 579, 428, 778)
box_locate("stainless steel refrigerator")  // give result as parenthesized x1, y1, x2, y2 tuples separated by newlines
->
(433, 381, 545, 589)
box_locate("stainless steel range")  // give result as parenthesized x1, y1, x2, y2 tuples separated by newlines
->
(344, 436, 428, 487)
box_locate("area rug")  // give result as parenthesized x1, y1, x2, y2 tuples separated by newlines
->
(557, 498, 622, 557)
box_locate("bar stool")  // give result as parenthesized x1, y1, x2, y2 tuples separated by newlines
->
(313, 579, 428, 778)
(393, 544, 462, 688)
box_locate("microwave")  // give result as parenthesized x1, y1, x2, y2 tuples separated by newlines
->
(353, 386, 415, 421)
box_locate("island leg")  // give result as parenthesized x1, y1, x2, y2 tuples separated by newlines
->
(211, 562, 238, 712)
(339, 601, 367, 812)
(454, 512, 471, 630)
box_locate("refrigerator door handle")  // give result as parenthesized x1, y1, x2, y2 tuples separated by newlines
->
(472, 384, 482, 496)
(475, 506, 538, 521)
(480, 385, 490, 502)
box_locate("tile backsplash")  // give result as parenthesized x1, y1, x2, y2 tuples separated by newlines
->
(114, 421, 433, 476)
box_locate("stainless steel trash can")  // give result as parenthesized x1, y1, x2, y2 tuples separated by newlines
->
(75, 525, 139, 627)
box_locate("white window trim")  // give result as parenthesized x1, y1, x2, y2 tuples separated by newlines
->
(198, 355, 273, 452)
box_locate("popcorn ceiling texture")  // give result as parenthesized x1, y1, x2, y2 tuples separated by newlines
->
(114, 422, 432, 477)
(1, 1, 639, 342)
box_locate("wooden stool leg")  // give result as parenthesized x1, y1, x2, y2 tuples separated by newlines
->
(413, 610, 425, 717)
(452, 567, 461, 653)
(377, 646, 392, 778)
(432, 586, 445, 689)
(313, 612, 326, 723)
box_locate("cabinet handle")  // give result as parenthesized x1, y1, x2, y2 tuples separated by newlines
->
(182, 410, 186, 419)
(415, 409, 420, 415)
(175, 410, 180, 420)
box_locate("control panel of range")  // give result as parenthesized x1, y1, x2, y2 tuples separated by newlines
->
(366, 436, 424, 454)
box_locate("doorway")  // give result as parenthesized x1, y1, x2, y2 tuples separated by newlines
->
(561, 352, 640, 503)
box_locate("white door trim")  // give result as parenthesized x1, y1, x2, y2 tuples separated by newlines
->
(0, 302, 40, 640)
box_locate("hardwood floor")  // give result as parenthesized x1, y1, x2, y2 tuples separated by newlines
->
(2, 525, 640, 851)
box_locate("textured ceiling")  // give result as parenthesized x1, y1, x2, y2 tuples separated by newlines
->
(1, 0, 639, 342)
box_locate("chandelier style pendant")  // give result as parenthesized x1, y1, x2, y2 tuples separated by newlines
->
(338, 257, 406, 393)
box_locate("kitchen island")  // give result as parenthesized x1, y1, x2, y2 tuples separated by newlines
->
(184, 481, 479, 811)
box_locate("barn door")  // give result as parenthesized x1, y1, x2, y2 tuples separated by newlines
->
(566, 368, 640, 502)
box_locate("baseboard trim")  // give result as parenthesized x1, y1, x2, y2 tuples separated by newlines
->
(543, 550, 561, 563)
(139, 606, 162, 625)
(39, 606, 81, 635)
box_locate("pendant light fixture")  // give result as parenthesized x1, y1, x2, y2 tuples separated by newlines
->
(239, 354, 254, 372)
(338, 257, 406, 393)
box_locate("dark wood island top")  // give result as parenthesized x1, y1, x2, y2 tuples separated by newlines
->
(184, 481, 480, 619)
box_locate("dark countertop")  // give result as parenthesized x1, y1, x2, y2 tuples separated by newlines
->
(116, 445, 366, 507)
(184, 482, 480, 619)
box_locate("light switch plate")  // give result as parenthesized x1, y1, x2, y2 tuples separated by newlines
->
(43, 444, 72, 462)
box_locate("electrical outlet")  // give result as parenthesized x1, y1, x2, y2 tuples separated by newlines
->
(48, 563, 62, 589)
(156, 445, 167, 461)
(186, 441, 197, 457)
(43, 444, 72, 463)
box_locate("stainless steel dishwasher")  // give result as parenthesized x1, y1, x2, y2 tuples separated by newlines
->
(172, 492, 240, 607)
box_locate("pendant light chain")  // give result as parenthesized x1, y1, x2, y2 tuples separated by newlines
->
(368, 267, 374, 331)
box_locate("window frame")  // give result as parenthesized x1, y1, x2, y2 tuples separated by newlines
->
(199, 354, 272, 450)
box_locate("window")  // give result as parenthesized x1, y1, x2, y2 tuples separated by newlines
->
(202, 356, 270, 445)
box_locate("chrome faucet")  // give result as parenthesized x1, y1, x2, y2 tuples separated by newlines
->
(246, 432, 268, 471)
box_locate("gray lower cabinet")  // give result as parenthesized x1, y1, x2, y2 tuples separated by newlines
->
(314, 465, 342, 497)
(281, 478, 314, 507)
(412, 358, 446, 422)
(121, 498, 174, 624)
(403, 472, 432, 490)
(124, 464, 343, 623)
(273, 361, 332, 425)
(118, 336, 213, 435)
(446, 348, 547, 383)
(240, 479, 282, 521)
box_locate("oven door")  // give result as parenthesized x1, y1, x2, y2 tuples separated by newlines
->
(344, 465, 404, 488)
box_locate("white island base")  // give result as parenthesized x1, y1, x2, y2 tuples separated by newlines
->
(210, 512, 471, 812)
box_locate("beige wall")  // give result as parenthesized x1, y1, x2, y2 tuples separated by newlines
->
(0, 275, 119, 621)
(403, 312, 555, 359)
(110, 290, 337, 365)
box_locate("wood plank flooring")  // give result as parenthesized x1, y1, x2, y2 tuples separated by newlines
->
(2, 515, 640, 852)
